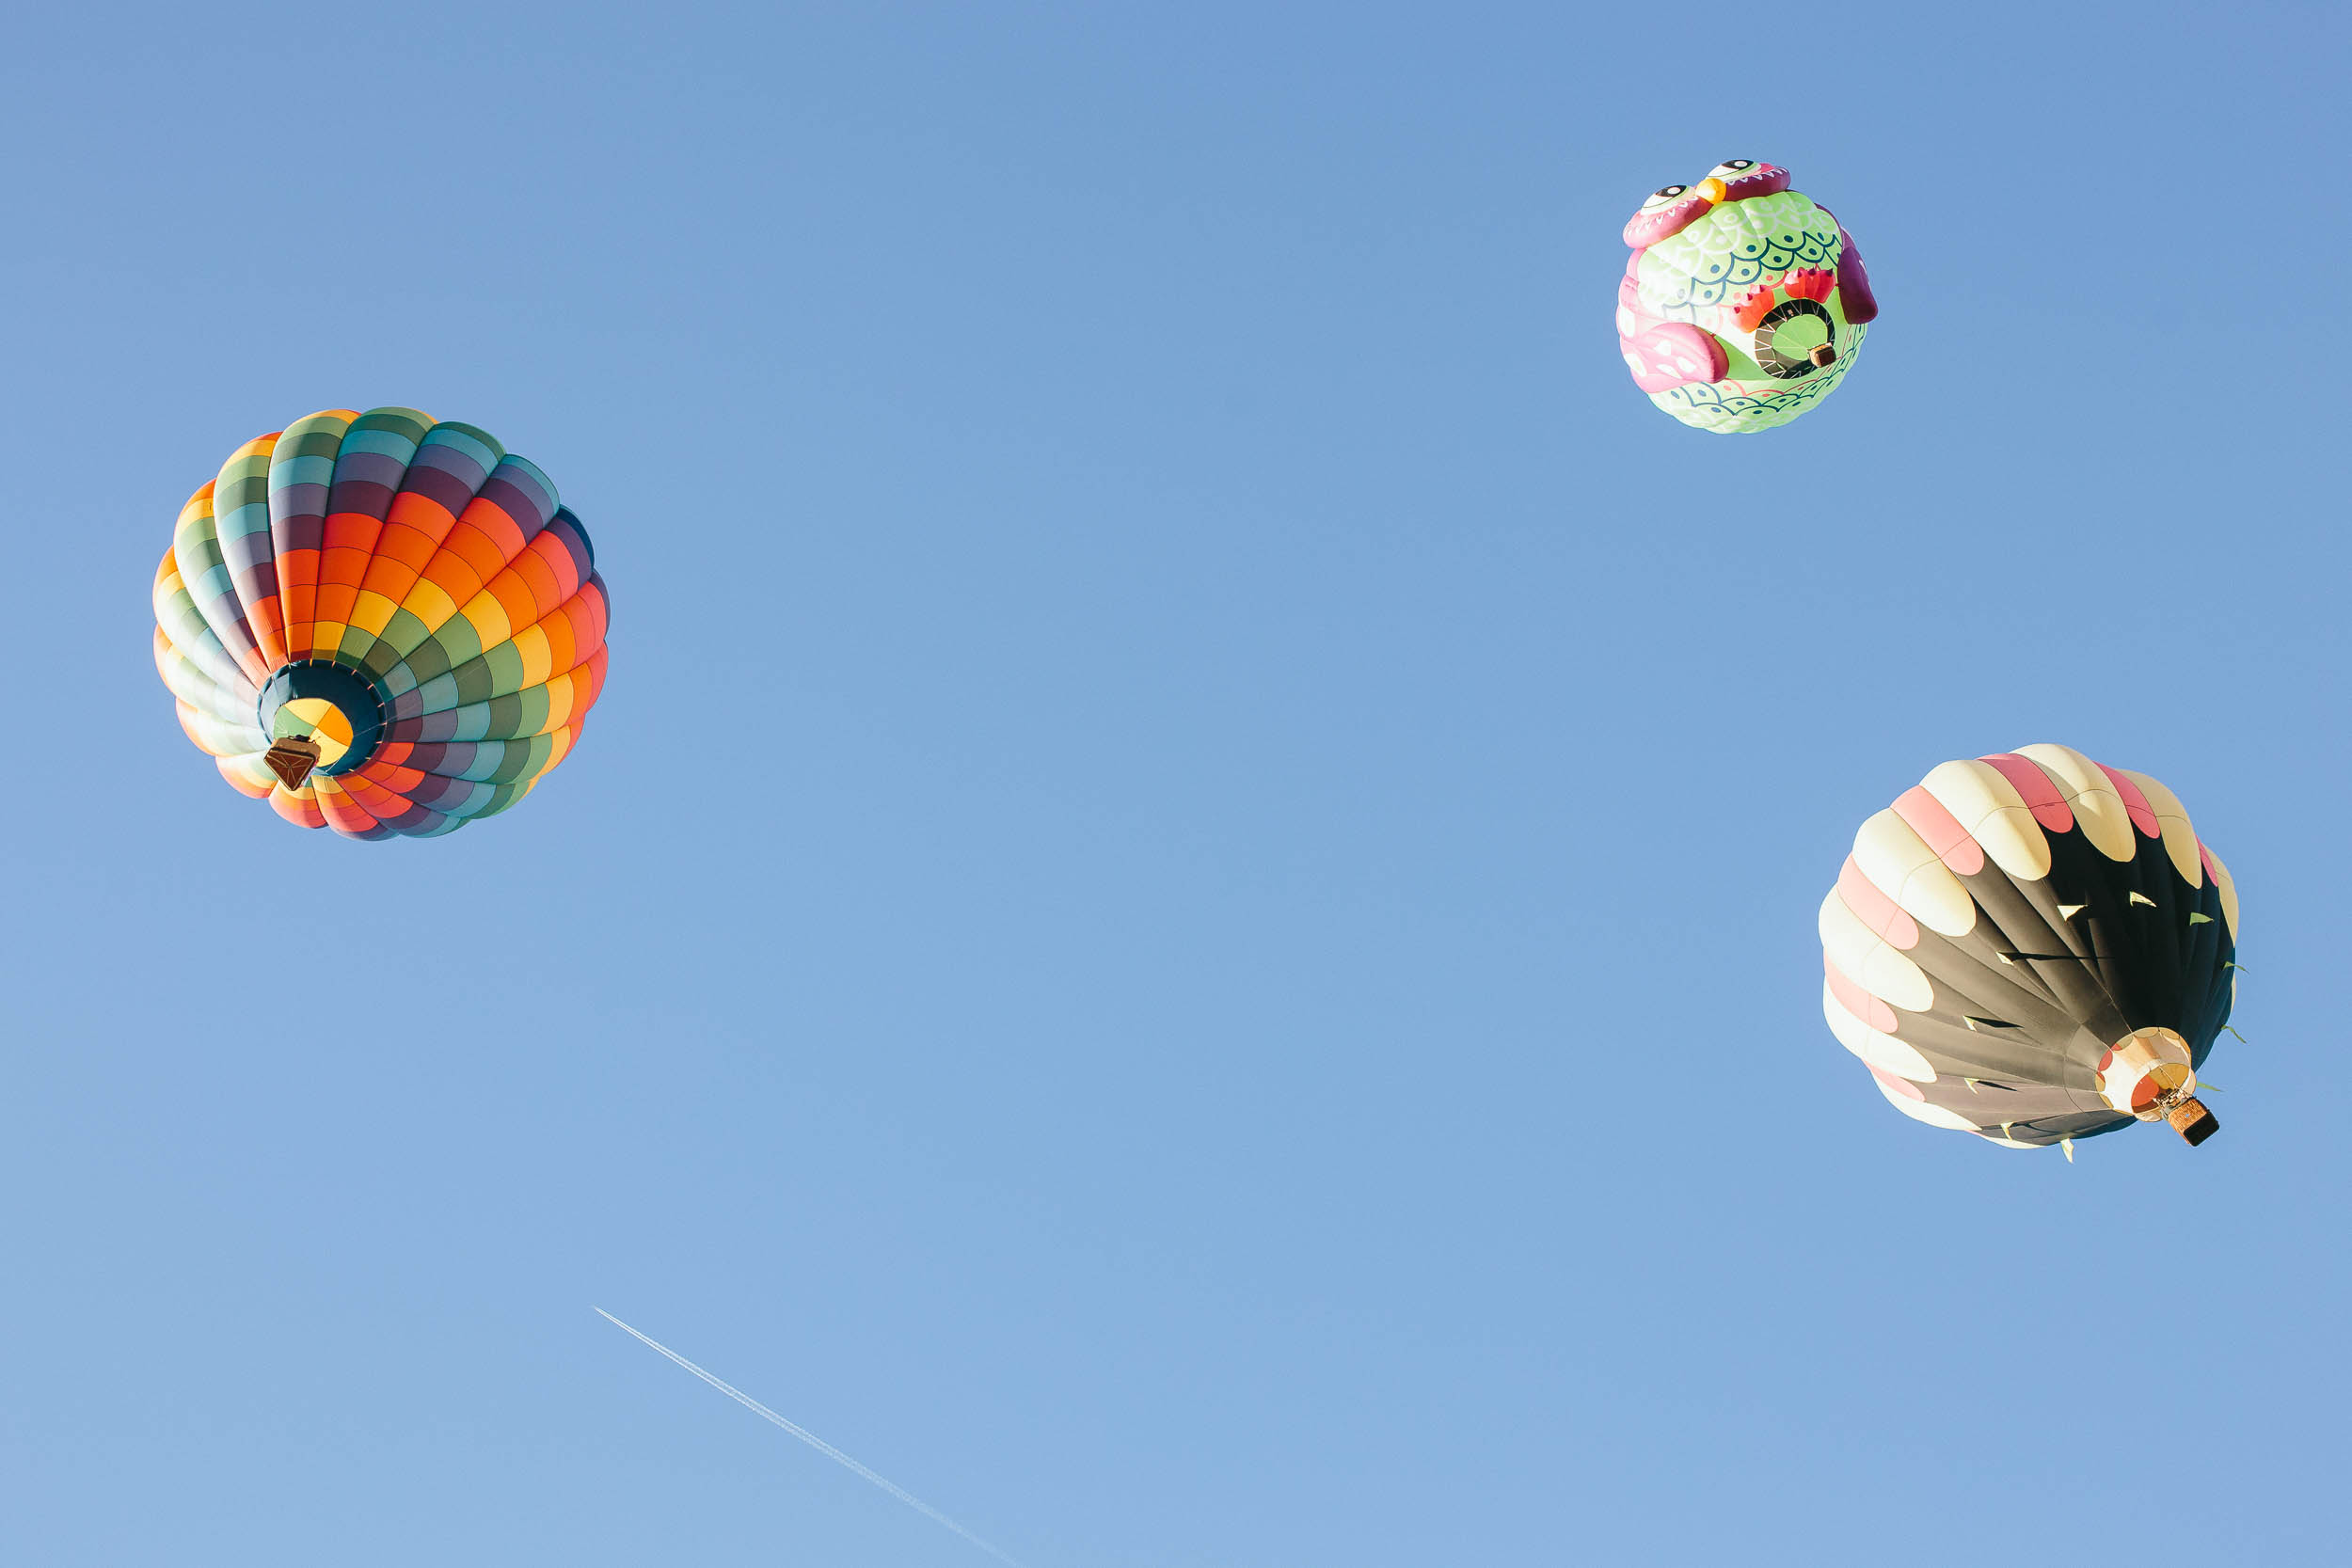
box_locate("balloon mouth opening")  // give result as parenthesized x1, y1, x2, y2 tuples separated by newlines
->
(256, 659, 389, 780)
(2099, 1027, 2214, 1146)
(1753, 298, 1836, 380)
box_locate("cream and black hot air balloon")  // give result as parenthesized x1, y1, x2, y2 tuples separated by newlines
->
(1820, 745, 2238, 1152)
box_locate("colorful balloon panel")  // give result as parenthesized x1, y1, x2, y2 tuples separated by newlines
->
(1820, 745, 2237, 1150)
(152, 407, 611, 840)
(1617, 160, 1877, 434)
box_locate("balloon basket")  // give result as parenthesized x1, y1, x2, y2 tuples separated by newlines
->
(263, 736, 322, 790)
(2168, 1098, 2219, 1147)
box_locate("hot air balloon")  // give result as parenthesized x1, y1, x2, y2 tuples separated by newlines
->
(1616, 159, 1877, 433)
(151, 407, 611, 840)
(1820, 745, 2238, 1152)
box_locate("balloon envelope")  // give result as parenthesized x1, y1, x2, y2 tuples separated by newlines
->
(1616, 160, 1877, 433)
(152, 407, 611, 840)
(1820, 745, 2237, 1149)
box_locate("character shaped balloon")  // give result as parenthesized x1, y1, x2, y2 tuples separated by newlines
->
(1820, 745, 2238, 1153)
(1617, 160, 1878, 433)
(152, 407, 611, 839)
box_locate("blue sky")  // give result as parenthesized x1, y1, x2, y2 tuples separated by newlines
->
(2, 3, 2344, 1562)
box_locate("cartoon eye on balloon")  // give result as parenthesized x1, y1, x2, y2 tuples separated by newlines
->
(152, 407, 611, 840)
(1614, 159, 1877, 433)
(1820, 744, 2237, 1154)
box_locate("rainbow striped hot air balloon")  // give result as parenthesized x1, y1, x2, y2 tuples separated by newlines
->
(152, 407, 611, 840)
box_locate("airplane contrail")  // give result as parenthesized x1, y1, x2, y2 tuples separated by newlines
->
(594, 1307, 1030, 1568)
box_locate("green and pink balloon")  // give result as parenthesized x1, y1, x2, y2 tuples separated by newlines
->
(1616, 160, 1878, 434)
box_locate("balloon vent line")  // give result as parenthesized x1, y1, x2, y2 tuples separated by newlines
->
(593, 1307, 1031, 1568)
